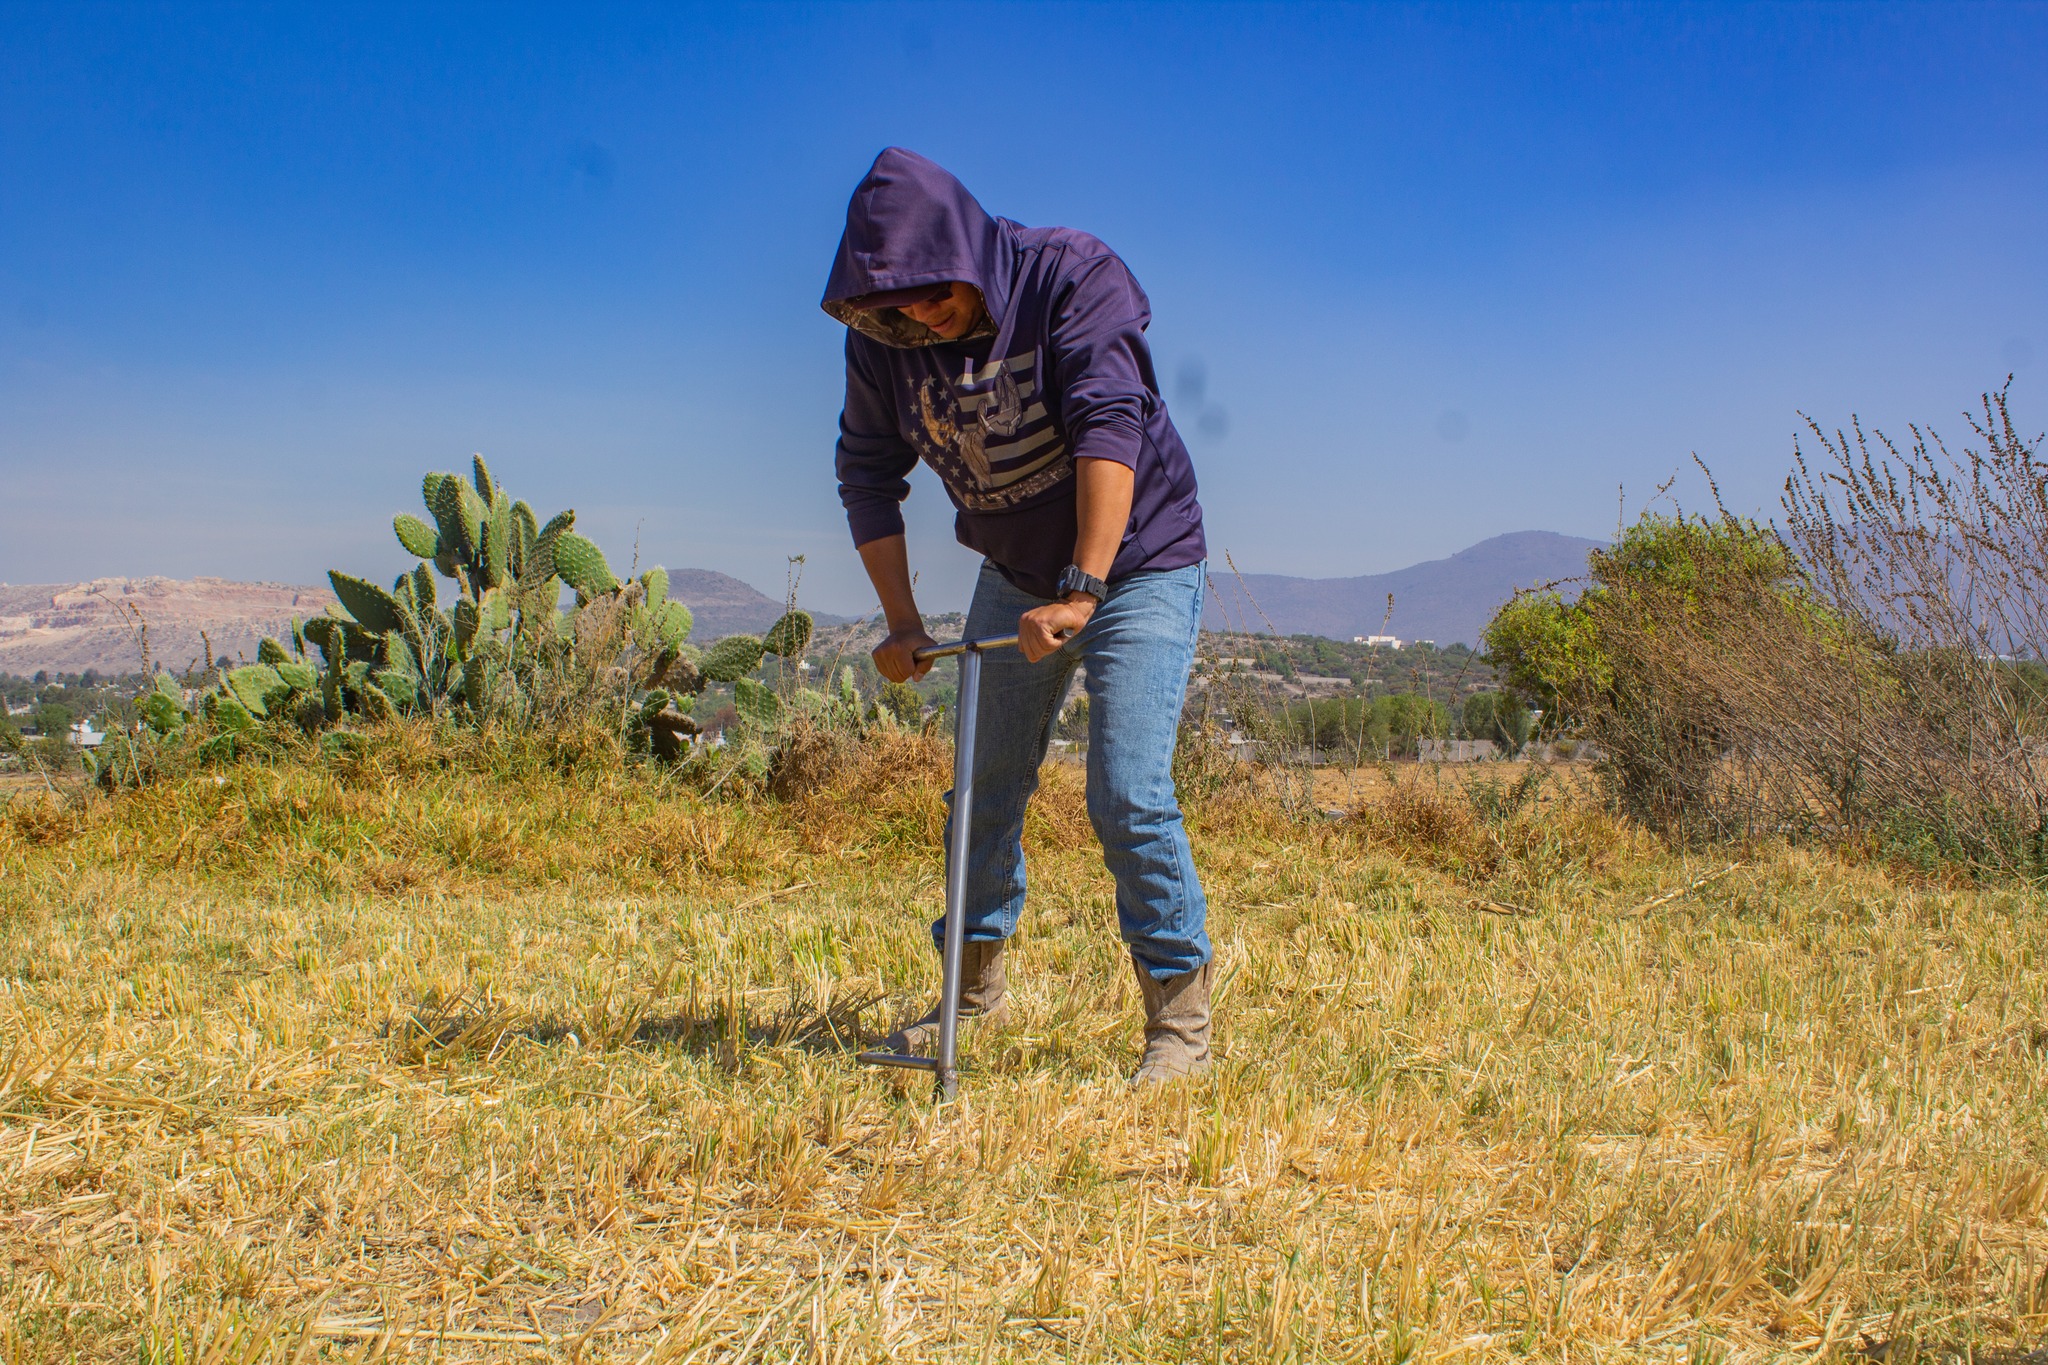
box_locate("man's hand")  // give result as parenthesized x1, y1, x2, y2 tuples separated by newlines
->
(873, 625, 939, 682)
(858, 536, 933, 681)
(1018, 597, 1095, 663)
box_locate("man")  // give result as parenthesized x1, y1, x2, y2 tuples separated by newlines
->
(822, 147, 1213, 1085)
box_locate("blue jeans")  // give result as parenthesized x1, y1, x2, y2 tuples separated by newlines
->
(935, 559, 1211, 981)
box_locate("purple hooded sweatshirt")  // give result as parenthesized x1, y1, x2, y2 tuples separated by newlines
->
(823, 148, 1206, 601)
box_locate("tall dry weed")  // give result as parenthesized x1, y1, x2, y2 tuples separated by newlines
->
(1785, 383, 2048, 872)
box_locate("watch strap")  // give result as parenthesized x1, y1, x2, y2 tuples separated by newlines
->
(1058, 564, 1109, 601)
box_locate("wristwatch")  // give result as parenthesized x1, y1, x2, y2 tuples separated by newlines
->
(1057, 564, 1108, 603)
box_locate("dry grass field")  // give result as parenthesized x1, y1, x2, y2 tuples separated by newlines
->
(2, 726, 2045, 1362)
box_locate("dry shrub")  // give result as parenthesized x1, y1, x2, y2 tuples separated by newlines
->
(1346, 768, 1639, 887)
(1493, 488, 2048, 874)
(770, 717, 1095, 854)
(1354, 780, 1473, 854)
(770, 719, 950, 816)
(765, 715, 899, 803)
(320, 715, 625, 785)
(1, 792, 95, 850)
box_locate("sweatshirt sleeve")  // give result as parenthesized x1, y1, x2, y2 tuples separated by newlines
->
(835, 333, 919, 547)
(1046, 254, 1155, 471)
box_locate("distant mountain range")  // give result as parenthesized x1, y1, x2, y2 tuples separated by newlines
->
(1203, 531, 1605, 645)
(0, 570, 851, 677)
(0, 534, 1597, 676)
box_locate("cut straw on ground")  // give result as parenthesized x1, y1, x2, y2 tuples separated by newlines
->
(2, 729, 2044, 1362)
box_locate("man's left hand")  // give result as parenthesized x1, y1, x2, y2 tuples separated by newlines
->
(1018, 597, 1096, 662)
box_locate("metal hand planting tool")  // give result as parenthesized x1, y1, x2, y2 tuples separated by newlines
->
(856, 631, 1037, 1101)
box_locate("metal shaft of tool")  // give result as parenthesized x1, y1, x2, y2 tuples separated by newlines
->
(855, 633, 1022, 1097)
(931, 645, 984, 1101)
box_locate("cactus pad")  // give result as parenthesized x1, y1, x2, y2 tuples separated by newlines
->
(481, 588, 511, 633)
(225, 665, 282, 718)
(532, 510, 574, 579)
(372, 667, 417, 710)
(429, 472, 464, 543)
(394, 514, 439, 560)
(762, 610, 814, 659)
(634, 599, 691, 652)
(552, 532, 620, 596)
(479, 516, 506, 590)
(301, 617, 340, 661)
(701, 634, 766, 683)
(733, 678, 783, 727)
(511, 502, 539, 578)
(457, 483, 488, 561)
(329, 572, 405, 635)
(453, 597, 481, 648)
(207, 693, 258, 732)
(485, 495, 513, 587)
(277, 660, 319, 692)
(141, 688, 187, 734)
(641, 567, 669, 607)
(357, 679, 396, 721)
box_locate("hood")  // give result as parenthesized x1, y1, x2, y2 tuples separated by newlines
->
(822, 147, 1013, 348)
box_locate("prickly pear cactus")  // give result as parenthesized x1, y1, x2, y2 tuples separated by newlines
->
(246, 459, 713, 728)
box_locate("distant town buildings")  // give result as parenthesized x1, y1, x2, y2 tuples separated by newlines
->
(1352, 634, 1403, 649)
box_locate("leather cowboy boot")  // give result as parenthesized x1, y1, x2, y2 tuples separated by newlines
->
(1130, 954, 1213, 1086)
(879, 939, 1009, 1055)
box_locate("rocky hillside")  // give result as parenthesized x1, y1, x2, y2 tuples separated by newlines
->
(0, 578, 337, 677)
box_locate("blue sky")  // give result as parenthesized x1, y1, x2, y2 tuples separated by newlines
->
(2, 1, 2044, 615)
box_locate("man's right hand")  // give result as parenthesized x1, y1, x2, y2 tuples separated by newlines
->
(873, 626, 938, 683)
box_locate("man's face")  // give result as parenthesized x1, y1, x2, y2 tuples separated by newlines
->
(899, 282, 985, 340)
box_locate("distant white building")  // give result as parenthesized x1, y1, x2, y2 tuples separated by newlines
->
(1353, 634, 1402, 649)
(67, 718, 104, 749)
